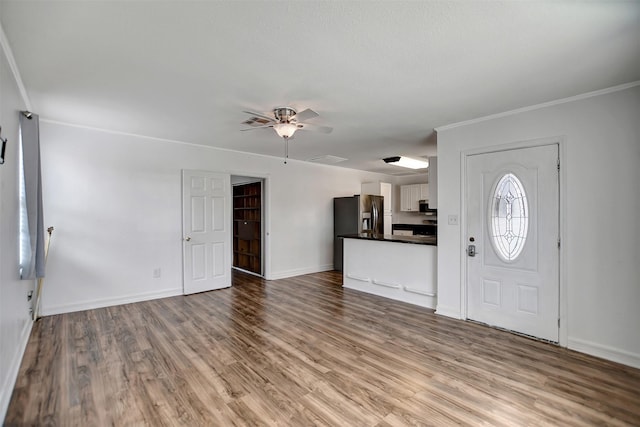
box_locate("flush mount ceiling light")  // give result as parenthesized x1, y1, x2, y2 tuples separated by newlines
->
(383, 156, 429, 169)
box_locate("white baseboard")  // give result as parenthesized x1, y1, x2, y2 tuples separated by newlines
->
(41, 287, 183, 316)
(0, 318, 33, 424)
(568, 337, 640, 370)
(435, 304, 463, 319)
(267, 264, 334, 281)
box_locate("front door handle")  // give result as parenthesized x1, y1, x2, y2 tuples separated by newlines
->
(185, 236, 191, 242)
(467, 244, 476, 257)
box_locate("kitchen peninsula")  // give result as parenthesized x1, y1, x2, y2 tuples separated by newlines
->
(340, 233, 437, 309)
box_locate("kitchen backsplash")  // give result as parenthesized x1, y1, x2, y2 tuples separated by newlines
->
(393, 211, 437, 225)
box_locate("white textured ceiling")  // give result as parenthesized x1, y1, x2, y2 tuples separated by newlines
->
(1, 1, 639, 175)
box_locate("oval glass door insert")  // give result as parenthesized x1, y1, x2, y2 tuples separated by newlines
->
(490, 172, 529, 261)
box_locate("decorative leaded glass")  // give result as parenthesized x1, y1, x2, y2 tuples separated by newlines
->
(490, 173, 529, 261)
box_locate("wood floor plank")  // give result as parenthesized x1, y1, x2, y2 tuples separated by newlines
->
(5, 270, 640, 426)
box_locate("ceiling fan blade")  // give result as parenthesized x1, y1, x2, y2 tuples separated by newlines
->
(292, 108, 319, 122)
(240, 124, 273, 131)
(241, 117, 276, 128)
(297, 122, 333, 134)
(242, 110, 276, 121)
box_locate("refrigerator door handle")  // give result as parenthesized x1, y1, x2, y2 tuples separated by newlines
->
(372, 202, 378, 233)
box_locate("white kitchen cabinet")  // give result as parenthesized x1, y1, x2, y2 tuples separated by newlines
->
(419, 183, 429, 201)
(381, 182, 392, 215)
(400, 183, 427, 212)
(383, 214, 392, 235)
(400, 185, 412, 211)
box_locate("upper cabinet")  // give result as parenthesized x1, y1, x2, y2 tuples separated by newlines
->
(428, 156, 438, 209)
(400, 185, 414, 211)
(419, 183, 429, 201)
(362, 181, 392, 215)
(400, 183, 427, 212)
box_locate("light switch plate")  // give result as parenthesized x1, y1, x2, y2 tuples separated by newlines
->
(448, 215, 458, 225)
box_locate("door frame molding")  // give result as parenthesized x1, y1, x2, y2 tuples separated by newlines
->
(459, 136, 567, 346)
(227, 170, 272, 280)
(181, 169, 272, 289)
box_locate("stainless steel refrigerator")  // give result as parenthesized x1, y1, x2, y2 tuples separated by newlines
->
(333, 194, 384, 271)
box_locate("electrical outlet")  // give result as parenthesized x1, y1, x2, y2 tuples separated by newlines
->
(153, 268, 161, 278)
(448, 215, 459, 225)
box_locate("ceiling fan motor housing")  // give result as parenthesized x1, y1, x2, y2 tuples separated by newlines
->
(274, 107, 297, 123)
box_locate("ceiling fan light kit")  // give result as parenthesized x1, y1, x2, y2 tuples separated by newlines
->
(273, 122, 298, 139)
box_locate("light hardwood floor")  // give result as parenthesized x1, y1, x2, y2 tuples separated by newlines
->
(6, 270, 640, 426)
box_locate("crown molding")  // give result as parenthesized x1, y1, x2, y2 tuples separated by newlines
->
(0, 22, 32, 110)
(39, 118, 396, 179)
(435, 81, 640, 132)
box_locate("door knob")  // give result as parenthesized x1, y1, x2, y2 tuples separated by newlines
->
(185, 236, 191, 241)
(467, 244, 476, 257)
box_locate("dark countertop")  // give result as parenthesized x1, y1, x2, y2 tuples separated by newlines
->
(392, 223, 436, 229)
(340, 233, 437, 246)
(392, 223, 437, 232)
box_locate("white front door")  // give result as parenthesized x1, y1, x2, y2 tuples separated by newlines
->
(182, 170, 231, 294)
(466, 144, 559, 342)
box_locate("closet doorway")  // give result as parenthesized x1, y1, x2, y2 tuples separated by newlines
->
(232, 176, 264, 276)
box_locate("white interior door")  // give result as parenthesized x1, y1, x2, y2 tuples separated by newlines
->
(182, 170, 231, 294)
(466, 144, 559, 342)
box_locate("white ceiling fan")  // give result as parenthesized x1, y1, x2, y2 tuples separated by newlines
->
(241, 107, 333, 163)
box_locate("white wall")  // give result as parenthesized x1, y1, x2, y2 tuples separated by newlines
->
(436, 83, 640, 368)
(0, 29, 33, 422)
(39, 121, 396, 315)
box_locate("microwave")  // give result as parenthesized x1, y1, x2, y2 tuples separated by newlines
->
(418, 200, 437, 214)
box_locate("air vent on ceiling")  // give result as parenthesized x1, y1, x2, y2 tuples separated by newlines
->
(307, 155, 347, 164)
